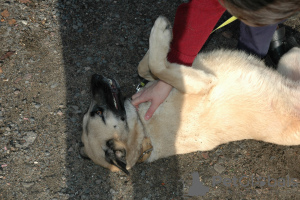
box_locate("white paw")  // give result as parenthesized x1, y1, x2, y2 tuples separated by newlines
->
(277, 47, 300, 81)
(149, 16, 172, 52)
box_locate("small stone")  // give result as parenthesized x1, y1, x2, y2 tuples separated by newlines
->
(71, 105, 79, 110)
(57, 110, 63, 116)
(16, 131, 37, 148)
(14, 89, 21, 95)
(23, 73, 32, 80)
(109, 189, 116, 194)
(45, 150, 50, 156)
(51, 83, 58, 89)
(68, 147, 74, 152)
(21, 20, 28, 25)
(202, 152, 209, 159)
(22, 182, 35, 188)
(214, 163, 225, 174)
(70, 117, 77, 123)
(58, 104, 65, 108)
(33, 102, 41, 109)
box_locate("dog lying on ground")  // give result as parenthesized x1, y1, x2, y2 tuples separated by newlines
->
(80, 16, 300, 174)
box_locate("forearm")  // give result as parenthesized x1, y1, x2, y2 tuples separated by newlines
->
(167, 0, 226, 66)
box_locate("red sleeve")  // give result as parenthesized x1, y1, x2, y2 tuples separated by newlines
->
(167, 0, 226, 66)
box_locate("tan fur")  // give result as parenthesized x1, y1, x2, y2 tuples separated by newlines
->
(81, 16, 300, 172)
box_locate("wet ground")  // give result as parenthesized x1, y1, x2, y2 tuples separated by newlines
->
(1, 0, 300, 199)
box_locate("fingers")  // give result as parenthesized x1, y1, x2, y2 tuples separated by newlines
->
(131, 92, 145, 108)
(131, 80, 172, 121)
(144, 101, 160, 121)
(131, 91, 142, 101)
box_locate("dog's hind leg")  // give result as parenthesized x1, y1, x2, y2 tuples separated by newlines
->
(148, 16, 217, 94)
(137, 50, 158, 81)
(277, 47, 300, 81)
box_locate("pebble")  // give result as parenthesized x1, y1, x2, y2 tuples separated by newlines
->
(50, 83, 58, 88)
(33, 102, 41, 109)
(57, 110, 63, 116)
(214, 163, 225, 174)
(21, 20, 28, 25)
(45, 150, 50, 156)
(22, 182, 35, 188)
(109, 189, 117, 194)
(14, 89, 21, 95)
(68, 147, 74, 152)
(15, 131, 37, 148)
(58, 104, 65, 108)
(23, 73, 32, 80)
(70, 117, 77, 123)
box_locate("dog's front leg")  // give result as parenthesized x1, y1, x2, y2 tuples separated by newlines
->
(148, 16, 217, 94)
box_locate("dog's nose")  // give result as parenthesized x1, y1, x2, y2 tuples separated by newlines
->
(92, 74, 102, 81)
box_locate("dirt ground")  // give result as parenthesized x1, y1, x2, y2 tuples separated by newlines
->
(1, 0, 300, 199)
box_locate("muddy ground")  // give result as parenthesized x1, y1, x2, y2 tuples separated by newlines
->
(1, 0, 300, 199)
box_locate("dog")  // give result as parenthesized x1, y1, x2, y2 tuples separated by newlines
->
(80, 16, 300, 174)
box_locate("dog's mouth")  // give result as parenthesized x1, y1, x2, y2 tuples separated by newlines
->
(91, 74, 126, 117)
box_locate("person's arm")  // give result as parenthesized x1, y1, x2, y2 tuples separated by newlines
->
(132, 0, 225, 121)
(168, 0, 225, 65)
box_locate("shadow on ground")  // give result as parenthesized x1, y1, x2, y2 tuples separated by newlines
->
(58, 0, 184, 199)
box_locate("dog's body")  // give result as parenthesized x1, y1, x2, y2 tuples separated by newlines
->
(81, 17, 300, 173)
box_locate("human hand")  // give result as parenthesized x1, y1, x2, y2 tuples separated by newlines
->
(131, 80, 173, 120)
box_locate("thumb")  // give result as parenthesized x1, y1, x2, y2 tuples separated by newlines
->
(144, 101, 160, 121)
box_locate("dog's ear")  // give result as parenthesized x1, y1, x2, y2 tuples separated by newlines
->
(105, 139, 129, 175)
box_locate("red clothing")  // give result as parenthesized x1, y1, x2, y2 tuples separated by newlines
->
(167, 0, 226, 66)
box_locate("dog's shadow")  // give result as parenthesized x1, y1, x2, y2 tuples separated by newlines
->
(57, 0, 300, 198)
(58, 0, 185, 199)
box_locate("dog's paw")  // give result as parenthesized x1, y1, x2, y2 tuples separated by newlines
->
(277, 47, 300, 81)
(149, 16, 172, 54)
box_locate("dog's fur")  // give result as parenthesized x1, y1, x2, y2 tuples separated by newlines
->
(81, 16, 300, 173)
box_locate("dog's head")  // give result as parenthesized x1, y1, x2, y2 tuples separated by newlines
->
(80, 74, 130, 174)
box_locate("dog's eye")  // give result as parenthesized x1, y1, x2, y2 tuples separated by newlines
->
(97, 110, 103, 116)
(91, 106, 106, 124)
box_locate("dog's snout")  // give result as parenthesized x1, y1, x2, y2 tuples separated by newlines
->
(92, 74, 102, 81)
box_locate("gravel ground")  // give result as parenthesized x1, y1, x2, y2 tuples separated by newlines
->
(1, 0, 300, 199)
